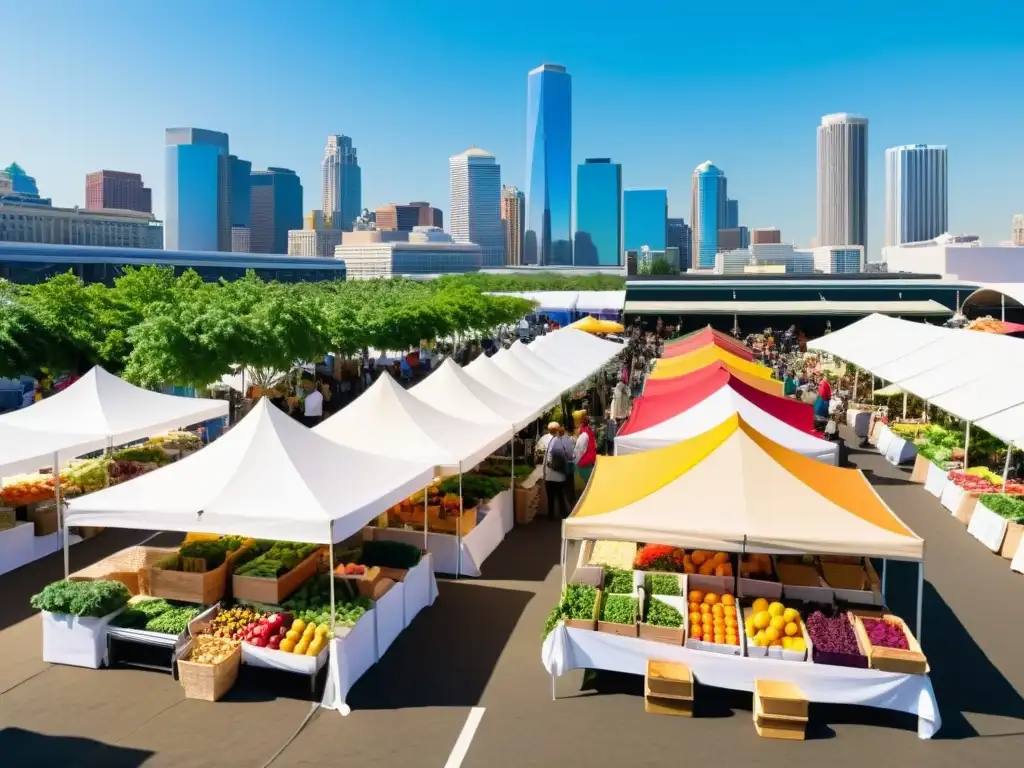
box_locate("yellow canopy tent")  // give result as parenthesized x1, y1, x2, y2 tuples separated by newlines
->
(566, 414, 923, 561)
(570, 316, 625, 335)
(643, 362, 785, 398)
(650, 345, 774, 382)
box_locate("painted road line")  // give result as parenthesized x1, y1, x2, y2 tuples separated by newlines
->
(443, 707, 486, 768)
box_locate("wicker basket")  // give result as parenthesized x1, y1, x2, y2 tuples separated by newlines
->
(178, 641, 241, 702)
(69, 545, 169, 595)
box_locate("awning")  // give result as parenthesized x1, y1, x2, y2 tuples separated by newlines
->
(650, 345, 774, 382)
(644, 362, 784, 398)
(625, 299, 953, 316)
(569, 316, 625, 335)
(664, 326, 755, 361)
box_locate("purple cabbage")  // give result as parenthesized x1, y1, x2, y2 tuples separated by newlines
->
(805, 610, 861, 655)
(862, 618, 909, 650)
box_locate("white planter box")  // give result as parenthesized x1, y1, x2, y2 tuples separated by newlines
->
(967, 500, 1009, 552)
(924, 462, 947, 497)
(940, 481, 964, 514)
(884, 435, 917, 466)
(42, 608, 124, 669)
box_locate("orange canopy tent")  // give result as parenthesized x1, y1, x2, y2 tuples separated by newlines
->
(650, 345, 775, 383)
(664, 327, 754, 361)
(643, 362, 785, 398)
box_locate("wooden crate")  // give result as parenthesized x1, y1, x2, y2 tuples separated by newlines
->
(232, 548, 324, 604)
(177, 641, 241, 702)
(514, 475, 541, 525)
(1000, 521, 1023, 560)
(954, 492, 980, 525)
(753, 696, 806, 741)
(909, 453, 931, 484)
(148, 549, 230, 605)
(754, 680, 808, 720)
(644, 695, 693, 717)
(852, 614, 928, 675)
(645, 660, 693, 700)
(564, 588, 601, 631)
(638, 621, 684, 645)
(333, 564, 383, 596)
(429, 506, 478, 536)
(597, 592, 639, 638)
(70, 545, 169, 595)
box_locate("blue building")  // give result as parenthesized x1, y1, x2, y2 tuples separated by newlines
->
(725, 198, 739, 229)
(623, 189, 668, 252)
(575, 159, 622, 267)
(524, 64, 572, 266)
(250, 168, 303, 255)
(165, 128, 230, 252)
(1, 163, 51, 206)
(0, 242, 345, 285)
(229, 155, 252, 229)
(691, 161, 728, 269)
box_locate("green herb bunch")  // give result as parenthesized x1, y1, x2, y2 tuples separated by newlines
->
(30, 579, 131, 618)
(603, 567, 635, 594)
(643, 573, 681, 596)
(542, 583, 599, 638)
(980, 494, 1024, 520)
(599, 594, 637, 625)
(645, 599, 683, 628)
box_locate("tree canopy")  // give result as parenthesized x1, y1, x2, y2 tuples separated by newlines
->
(0, 268, 537, 388)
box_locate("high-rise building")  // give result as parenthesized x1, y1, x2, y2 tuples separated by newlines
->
(85, 171, 152, 213)
(376, 204, 423, 232)
(165, 128, 230, 251)
(884, 144, 948, 247)
(409, 202, 443, 229)
(449, 147, 503, 267)
(623, 189, 668, 253)
(0, 164, 51, 206)
(501, 186, 525, 266)
(1013, 214, 1024, 246)
(717, 227, 749, 251)
(817, 113, 868, 252)
(321, 135, 361, 231)
(575, 158, 622, 266)
(690, 161, 728, 268)
(250, 168, 303, 254)
(524, 63, 572, 265)
(724, 198, 739, 229)
(666, 218, 692, 270)
(228, 155, 252, 252)
(752, 227, 781, 244)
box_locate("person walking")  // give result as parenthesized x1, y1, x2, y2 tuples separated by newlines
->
(536, 421, 574, 520)
(573, 414, 598, 492)
(603, 409, 618, 455)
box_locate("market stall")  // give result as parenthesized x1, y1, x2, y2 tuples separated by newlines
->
(544, 416, 937, 739)
(644, 361, 784, 399)
(65, 399, 437, 713)
(649, 346, 775, 383)
(527, 327, 625, 381)
(663, 327, 755, 361)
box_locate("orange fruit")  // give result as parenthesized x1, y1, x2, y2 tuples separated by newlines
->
(723, 605, 737, 618)
(714, 564, 728, 577)
(725, 616, 738, 629)
(699, 603, 711, 615)
(689, 611, 701, 624)
(712, 618, 725, 631)
(704, 593, 719, 606)
(691, 551, 708, 566)
(729, 635, 740, 646)
(684, 562, 696, 574)
(690, 625, 702, 640)
(689, 590, 704, 604)
(721, 593, 735, 607)
(713, 552, 729, 565)
(711, 604, 724, 618)
(688, 601, 700, 613)
(713, 634, 726, 645)
(698, 561, 716, 575)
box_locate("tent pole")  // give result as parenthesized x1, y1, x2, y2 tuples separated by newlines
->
(1002, 446, 1013, 493)
(423, 485, 428, 553)
(55, 451, 68, 579)
(329, 535, 336, 633)
(853, 369, 859, 403)
(902, 392, 908, 420)
(916, 561, 924, 643)
(881, 559, 887, 599)
(964, 422, 972, 470)
(456, 463, 463, 580)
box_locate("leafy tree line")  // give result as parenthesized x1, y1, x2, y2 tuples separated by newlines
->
(0, 268, 538, 388)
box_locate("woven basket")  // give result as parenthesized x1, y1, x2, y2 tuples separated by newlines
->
(178, 641, 241, 702)
(69, 545, 170, 595)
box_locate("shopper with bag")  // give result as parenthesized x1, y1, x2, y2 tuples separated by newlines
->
(536, 421, 575, 520)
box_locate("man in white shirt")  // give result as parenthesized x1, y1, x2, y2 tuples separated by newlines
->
(535, 422, 574, 520)
(303, 382, 323, 427)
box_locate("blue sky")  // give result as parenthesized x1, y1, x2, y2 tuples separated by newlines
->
(4, 0, 1023, 257)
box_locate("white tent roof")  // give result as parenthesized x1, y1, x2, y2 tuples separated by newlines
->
(529, 327, 624, 379)
(807, 314, 947, 370)
(978, 404, 1024, 447)
(613, 386, 839, 464)
(489, 347, 568, 399)
(0, 367, 228, 475)
(507, 341, 579, 387)
(66, 400, 435, 543)
(463, 354, 557, 413)
(0, 424, 106, 476)
(574, 291, 626, 313)
(409, 358, 541, 431)
(314, 373, 510, 474)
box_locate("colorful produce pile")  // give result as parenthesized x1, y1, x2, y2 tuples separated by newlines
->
(147, 431, 203, 452)
(107, 460, 157, 486)
(209, 606, 266, 639)
(30, 579, 131, 618)
(947, 469, 1001, 494)
(111, 446, 171, 465)
(0, 473, 57, 506)
(745, 598, 806, 651)
(111, 598, 201, 635)
(280, 573, 371, 627)
(688, 589, 740, 646)
(633, 544, 733, 576)
(805, 610, 862, 658)
(234, 541, 320, 578)
(186, 635, 238, 665)
(336, 562, 367, 575)
(862, 618, 909, 650)
(61, 459, 110, 497)
(600, 594, 638, 625)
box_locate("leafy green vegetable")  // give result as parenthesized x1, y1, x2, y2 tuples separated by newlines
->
(644, 573, 681, 596)
(543, 606, 561, 638)
(980, 494, 1024, 520)
(143, 605, 201, 634)
(110, 446, 170, 465)
(30, 579, 131, 618)
(599, 594, 637, 625)
(235, 541, 320, 579)
(645, 599, 683, 628)
(603, 567, 634, 594)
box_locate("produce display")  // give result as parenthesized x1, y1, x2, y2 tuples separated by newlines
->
(30, 579, 131, 618)
(544, 582, 599, 636)
(588, 541, 637, 570)
(644, 573, 681, 596)
(61, 459, 111, 497)
(234, 541, 320, 579)
(805, 610, 863, 659)
(632, 544, 733, 576)
(144, 606, 202, 635)
(186, 635, 239, 665)
(740, 553, 775, 579)
(474, 457, 532, 483)
(209, 606, 267, 639)
(644, 598, 683, 628)
(917, 443, 953, 466)
(147, 431, 203, 452)
(979, 493, 1024, 520)
(336, 562, 368, 575)
(111, 446, 171, 465)
(947, 469, 1001, 494)
(602, 566, 635, 594)
(357, 539, 422, 569)
(107, 460, 157, 486)
(156, 536, 246, 572)
(599, 594, 637, 625)
(688, 589, 740, 646)
(216, 609, 329, 655)
(744, 597, 807, 652)
(0, 473, 57, 506)
(111, 597, 201, 635)
(281, 573, 371, 627)
(862, 618, 909, 650)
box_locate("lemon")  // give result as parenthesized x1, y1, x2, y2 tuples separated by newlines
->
(753, 611, 771, 631)
(781, 637, 793, 650)
(783, 607, 800, 624)
(279, 638, 296, 653)
(768, 602, 785, 618)
(291, 619, 307, 635)
(753, 630, 766, 647)
(784, 622, 800, 637)
(769, 616, 785, 632)
(751, 597, 769, 614)
(790, 637, 806, 653)
(745, 618, 756, 637)
(764, 627, 779, 643)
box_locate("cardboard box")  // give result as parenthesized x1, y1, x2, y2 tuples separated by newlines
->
(645, 660, 692, 700)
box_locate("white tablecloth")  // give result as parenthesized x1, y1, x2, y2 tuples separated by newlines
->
(940, 481, 964, 514)
(320, 608, 378, 715)
(885, 434, 917, 466)
(374, 581, 405, 659)
(924, 462, 947, 497)
(967, 500, 1009, 552)
(541, 624, 941, 739)
(846, 409, 872, 438)
(1012, 538, 1024, 574)
(0, 525, 83, 576)
(402, 553, 438, 626)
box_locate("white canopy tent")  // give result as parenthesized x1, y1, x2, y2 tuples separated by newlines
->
(463, 354, 557, 413)
(66, 399, 435, 544)
(529, 327, 625, 380)
(573, 290, 626, 314)
(614, 386, 840, 464)
(489, 347, 569, 401)
(506, 341, 579, 389)
(409, 358, 543, 431)
(0, 424, 106, 476)
(314, 373, 509, 475)
(808, 314, 948, 371)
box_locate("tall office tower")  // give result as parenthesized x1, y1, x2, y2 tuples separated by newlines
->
(752, 227, 781, 244)
(500, 185, 525, 265)
(817, 113, 868, 252)
(228, 155, 252, 252)
(575, 158, 622, 266)
(409, 201, 443, 229)
(85, 171, 152, 213)
(449, 147, 503, 267)
(3, 163, 40, 196)
(321, 135, 361, 231)
(524, 63, 572, 265)
(165, 128, 231, 251)
(623, 189, 668, 252)
(376, 203, 423, 231)
(666, 218, 692, 270)
(250, 168, 303, 254)
(690, 161, 728, 268)
(724, 198, 739, 229)
(884, 144, 948, 247)
(1013, 214, 1024, 246)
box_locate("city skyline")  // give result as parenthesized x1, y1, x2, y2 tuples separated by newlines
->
(4, 3, 1023, 253)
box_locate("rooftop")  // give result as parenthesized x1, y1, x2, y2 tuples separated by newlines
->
(821, 113, 868, 125)
(530, 63, 567, 74)
(450, 147, 495, 160)
(694, 161, 722, 175)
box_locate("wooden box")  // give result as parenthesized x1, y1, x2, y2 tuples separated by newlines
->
(333, 563, 383, 596)
(909, 453, 931, 484)
(597, 592, 639, 638)
(0, 506, 15, 530)
(28, 501, 58, 536)
(954, 492, 980, 525)
(754, 680, 808, 720)
(564, 587, 601, 631)
(645, 660, 693, 700)
(177, 640, 241, 702)
(852, 614, 928, 675)
(638, 621, 684, 645)
(645, 696, 693, 717)
(753, 696, 806, 741)
(514, 467, 543, 525)
(429, 506, 477, 536)
(148, 548, 230, 605)
(1000, 521, 1023, 560)
(233, 548, 324, 604)
(71, 545, 168, 595)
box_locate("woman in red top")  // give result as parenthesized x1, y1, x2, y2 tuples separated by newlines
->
(818, 376, 832, 402)
(573, 413, 598, 492)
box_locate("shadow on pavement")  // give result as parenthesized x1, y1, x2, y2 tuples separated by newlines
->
(477, 518, 561, 582)
(347, 579, 534, 709)
(0, 727, 154, 768)
(860, 467, 915, 487)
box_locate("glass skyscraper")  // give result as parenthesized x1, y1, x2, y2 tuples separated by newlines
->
(322, 135, 361, 231)
(229, 155, 252, 229)
(165, 128, 230, 252)
(623, 189, 667, 252)
(524, 64, 572, 266)
(575, 158, 622, 266)
(250, 168, 303, 255)
(690, 161, 728, 269)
